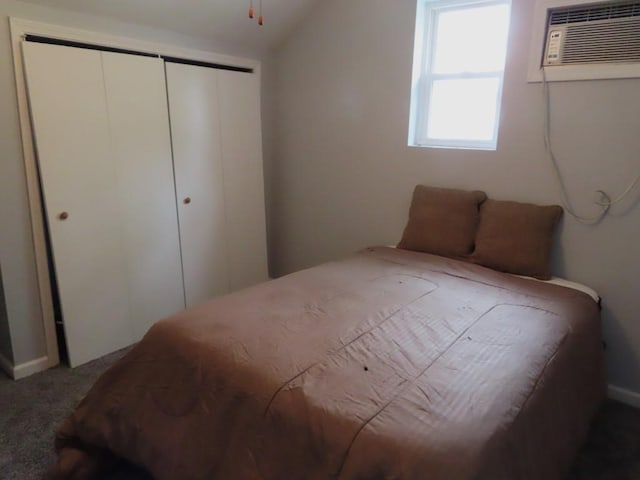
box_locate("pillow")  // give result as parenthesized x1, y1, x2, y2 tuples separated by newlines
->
(397, 185, 487, 258)
(472, 199, 563, 280)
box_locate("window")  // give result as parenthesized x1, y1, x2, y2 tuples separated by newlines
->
(409, 0, 511, 150)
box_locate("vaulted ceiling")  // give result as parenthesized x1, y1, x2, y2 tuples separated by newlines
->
(18, 0, 319, 54)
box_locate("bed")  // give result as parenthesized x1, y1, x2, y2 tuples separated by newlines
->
(49, 245, 605, 480)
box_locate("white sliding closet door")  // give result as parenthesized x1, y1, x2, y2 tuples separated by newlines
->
(217, 71, 268, 290)
(102, 53, 185, 340)
(165, 63, 230, 306)
(23, 42, 132, 366)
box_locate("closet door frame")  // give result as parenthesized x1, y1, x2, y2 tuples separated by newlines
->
(9, 17, 260, 379)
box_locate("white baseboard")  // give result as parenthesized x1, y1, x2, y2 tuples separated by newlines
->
(1, 355, 54, 380)
(608, 384, 640, 409)
(13, 355, 54, 380)
(0, 352, 13, 378)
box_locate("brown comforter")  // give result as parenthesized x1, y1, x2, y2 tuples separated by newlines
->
(49, 247, 605, 480)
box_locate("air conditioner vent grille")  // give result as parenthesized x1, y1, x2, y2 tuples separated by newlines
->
(562, 17, 640, 64)
(549, 1, 640, 25)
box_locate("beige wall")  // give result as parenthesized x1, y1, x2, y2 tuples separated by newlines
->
(0, 0, 265, 368)
(270, 0, 640, 395)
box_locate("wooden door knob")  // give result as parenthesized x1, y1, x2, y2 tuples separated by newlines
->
(183, 197, 191, 205)
(59, 212, 69, 220)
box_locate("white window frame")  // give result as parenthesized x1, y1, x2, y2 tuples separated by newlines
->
(408, 0, 512, 150)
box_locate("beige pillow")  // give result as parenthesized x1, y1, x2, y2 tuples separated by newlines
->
(397, 185, 487, 258)
(472, 199, 563, 280)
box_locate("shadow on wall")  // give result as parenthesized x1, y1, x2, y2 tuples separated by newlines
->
(551, 208, 640, 394)
(551, 216, 567, 278)
(607, 188, 640, 219)
(0, 265, 14, 364)
(601, 302, 640, 392)
(552, 223, 640, 388)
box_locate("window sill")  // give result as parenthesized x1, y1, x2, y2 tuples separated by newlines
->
(408, 142, 497, 151)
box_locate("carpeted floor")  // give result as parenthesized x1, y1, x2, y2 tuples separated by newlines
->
(1, 350, 639, 480)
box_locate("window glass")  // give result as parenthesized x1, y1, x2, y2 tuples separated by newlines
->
(409, 0, 511, 150)
(427, 78, 500, 141)
(432, 5, 511, 74)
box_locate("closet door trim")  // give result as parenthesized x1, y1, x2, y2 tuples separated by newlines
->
(9, 17, 261, 377)
(23, 34, 255, 73)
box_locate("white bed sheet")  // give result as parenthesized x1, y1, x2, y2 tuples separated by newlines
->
(388, 246, 600, 304)
(513, 275, 600, 303)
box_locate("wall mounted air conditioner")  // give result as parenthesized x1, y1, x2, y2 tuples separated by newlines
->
(528, 0, 640, 81)
(543, 1, 640, 66)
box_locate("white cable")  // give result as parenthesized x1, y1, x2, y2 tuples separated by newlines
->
(542, 67, 640, 224)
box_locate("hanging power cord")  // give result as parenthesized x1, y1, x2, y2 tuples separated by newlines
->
(542, 67, 640, 224)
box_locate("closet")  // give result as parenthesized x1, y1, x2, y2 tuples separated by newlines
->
(22, 41, 268, 367)
(166, 63, 269, 305)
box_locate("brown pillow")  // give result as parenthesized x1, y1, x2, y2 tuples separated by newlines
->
(397, 185, 487, 258)
(472, 199, 563, 280)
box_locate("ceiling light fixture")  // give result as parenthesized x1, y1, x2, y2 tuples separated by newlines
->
(249, 0, 264, 25)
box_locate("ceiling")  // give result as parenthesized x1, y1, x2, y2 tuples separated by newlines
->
(18, 0, 319, 54)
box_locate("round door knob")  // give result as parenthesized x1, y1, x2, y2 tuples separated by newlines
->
(183, 197, 191, 205)
(58, 212, 69, 220)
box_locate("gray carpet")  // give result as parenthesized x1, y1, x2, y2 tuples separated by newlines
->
(1, 350, 639, 480)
